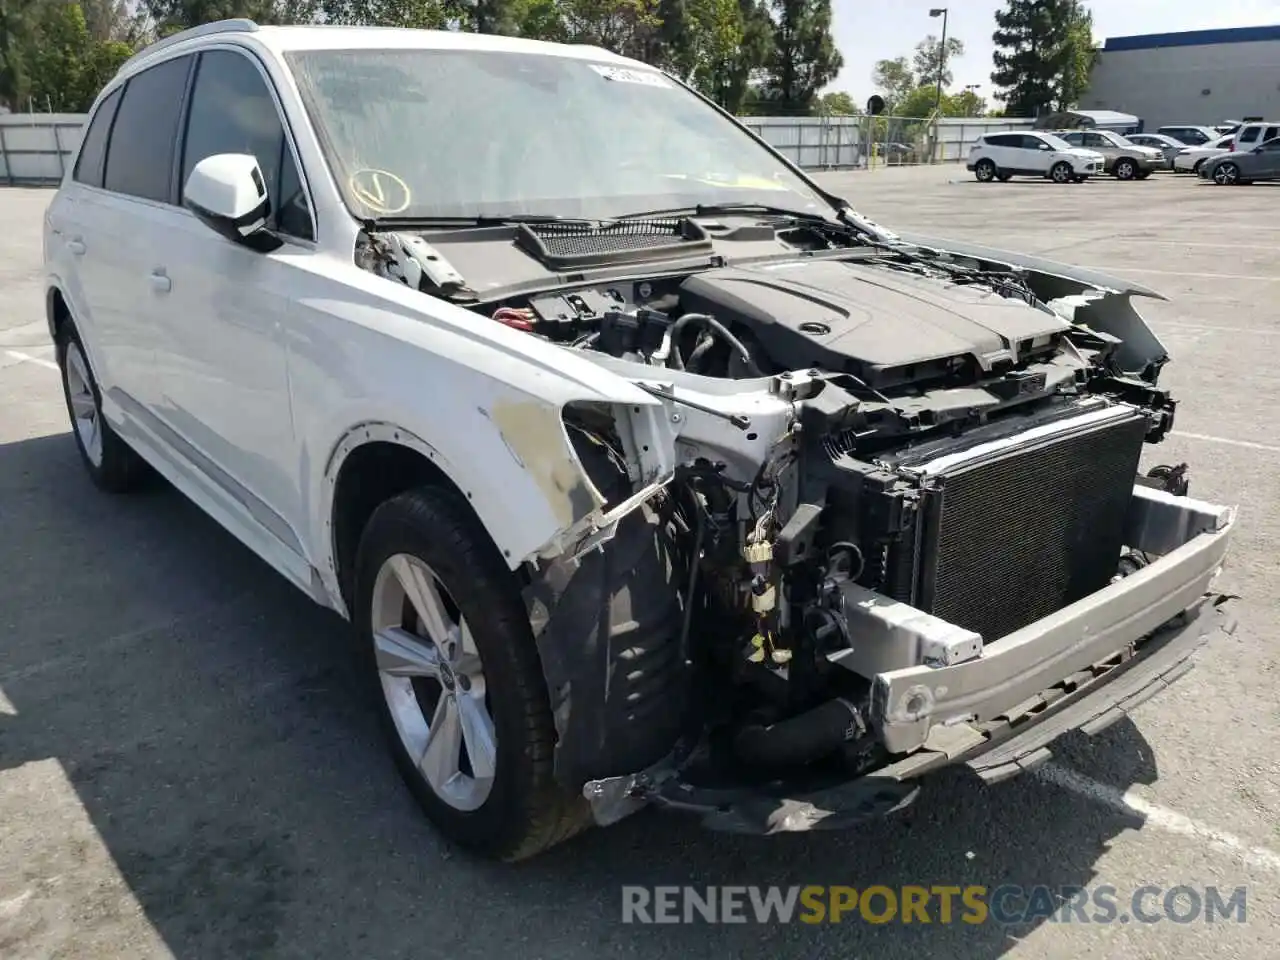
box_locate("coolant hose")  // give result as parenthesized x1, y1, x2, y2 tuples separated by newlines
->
(732, 698, 865, 768)
(668, 313, 762, 376)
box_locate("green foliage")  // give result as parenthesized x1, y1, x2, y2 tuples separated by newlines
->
(870, 55, 914, 113)
(816, 89, 854, 115)
(3, 0, 842, 118)
(912, 33, 963, 89)
(1, 0, 135, 111)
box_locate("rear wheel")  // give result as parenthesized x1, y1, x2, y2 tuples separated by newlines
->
(56, 324, 149, 493)
(1213, 162, 1241, 185)
(1050, 161, 1072, 183)
(974, 159, 997, 182)
(354, 486, 591, 861)
(1191, 159, 1206, 175)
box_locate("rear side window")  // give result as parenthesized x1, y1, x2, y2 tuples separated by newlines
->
(983, 134, 1018, 147)
(104, 55, 194, 202)
(1237, 125, 1262, 145)
(1264, 126, 1279, 142)
(180, 49, 314, 241)
(72, 87, 123, 188)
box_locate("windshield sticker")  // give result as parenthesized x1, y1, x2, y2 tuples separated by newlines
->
(589, 64, 671, 88)
(350, 168, 411, 214)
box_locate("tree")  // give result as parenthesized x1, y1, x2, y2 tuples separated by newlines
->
(912, 32, 963, 89)
(762, 0, 842, 116)
(816, 89, 854, 115)
(870, 55, 914, 112)
(951, 87, 985, 117)
(990, 0, 1074, 117)
(22, 1, 132, 111)
(1055, 0, 1097, 110)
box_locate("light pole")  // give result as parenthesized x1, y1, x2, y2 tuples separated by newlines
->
(929, 7, 949, 117)
(929, 7, 948, 163)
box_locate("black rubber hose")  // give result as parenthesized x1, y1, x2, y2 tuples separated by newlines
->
(667, 313, 762, 376)
(733, 698, 865, 768)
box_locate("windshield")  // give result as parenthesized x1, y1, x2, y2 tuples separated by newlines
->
(285, 48, 829, 222)
(1039, 133, 1074, 151)
(1098, 131, 1131, 146)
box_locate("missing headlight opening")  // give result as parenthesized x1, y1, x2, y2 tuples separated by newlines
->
(354, 211, 1235, 836)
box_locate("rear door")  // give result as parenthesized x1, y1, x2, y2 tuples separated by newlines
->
(68, 54, 196, 410)
(1249, 137, 1280, 178)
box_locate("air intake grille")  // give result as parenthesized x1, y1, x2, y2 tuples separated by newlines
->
(515, 218, 711, 269)
(911, 412, 1148, 642)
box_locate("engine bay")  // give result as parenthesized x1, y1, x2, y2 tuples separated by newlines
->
(353, 213, 1191, 799)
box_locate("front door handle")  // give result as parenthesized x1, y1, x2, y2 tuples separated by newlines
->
(66, 238, 86, 256)
(149, 271, 172, 294)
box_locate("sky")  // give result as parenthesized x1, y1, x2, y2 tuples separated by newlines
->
(829, 0, 1280, 103)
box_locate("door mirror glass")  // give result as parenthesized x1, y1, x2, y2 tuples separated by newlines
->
(183, 153, 282, 252)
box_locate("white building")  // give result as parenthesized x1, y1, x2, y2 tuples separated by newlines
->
(1080, 25, 1280, 131)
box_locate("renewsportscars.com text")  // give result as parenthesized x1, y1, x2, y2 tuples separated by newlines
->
(620, 884, 1248, 925)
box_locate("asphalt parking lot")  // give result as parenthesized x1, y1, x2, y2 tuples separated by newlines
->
(2, 167, 1278, 959)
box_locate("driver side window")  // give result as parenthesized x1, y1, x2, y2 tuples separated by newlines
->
(180, 48, 314, 241)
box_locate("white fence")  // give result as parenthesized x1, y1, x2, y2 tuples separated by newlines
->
(0, 114, 86, 185)
(0, 111, 1037, 186)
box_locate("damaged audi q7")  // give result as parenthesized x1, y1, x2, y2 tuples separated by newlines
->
(44, 21, 1237, 862)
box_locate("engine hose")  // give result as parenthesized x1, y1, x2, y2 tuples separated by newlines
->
(667, 313, 762, 376)
(732, 698, 866, 768)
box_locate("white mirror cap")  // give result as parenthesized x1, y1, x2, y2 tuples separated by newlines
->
(184, 153, 268, 232)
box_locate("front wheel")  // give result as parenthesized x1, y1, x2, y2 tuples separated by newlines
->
(1114, 158, 1137, 180)
(1050, 161, 1072, 183)
(354, 486, 591, 861)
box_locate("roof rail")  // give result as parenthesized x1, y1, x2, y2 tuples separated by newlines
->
(120, 18, 260, 73)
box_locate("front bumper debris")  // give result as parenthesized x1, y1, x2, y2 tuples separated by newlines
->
(581, 484, 1238, 836)
(583, 594, 1234, 835)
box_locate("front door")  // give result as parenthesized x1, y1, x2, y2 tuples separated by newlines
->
(147, 46, 318, 560)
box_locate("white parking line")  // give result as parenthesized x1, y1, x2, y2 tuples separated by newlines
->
(4, 349, 57, 371)
(1037, 764, 1280, 875)
(1078, 266, 1277, 281)
(1172, 431, 1280, 454)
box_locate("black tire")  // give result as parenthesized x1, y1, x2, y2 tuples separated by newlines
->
(55, 322, 150, 493)
(996, 171, 1012, 182)
(1050, 161, 1072, 184)
(1114, 158, 1137, 180)
(353, 486, 592, 862)
(974, 159, 997, 182)
(1136, 169, 1152, 180)
(1192, 159, 1206, 175)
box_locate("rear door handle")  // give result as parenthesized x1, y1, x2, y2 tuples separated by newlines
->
(66, 238, 86, 256)
(149, 271, 171, 294)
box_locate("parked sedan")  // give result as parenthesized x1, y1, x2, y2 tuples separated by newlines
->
(1199, 136, 1280, 184)
(1173, 134, 1235, 173)
(1125, 133, 1183, 168)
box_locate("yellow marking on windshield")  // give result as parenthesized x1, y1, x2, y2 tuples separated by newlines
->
(350, 168, 412, 214)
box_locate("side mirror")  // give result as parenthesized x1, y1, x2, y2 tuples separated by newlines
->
(183, 153, 282, 253)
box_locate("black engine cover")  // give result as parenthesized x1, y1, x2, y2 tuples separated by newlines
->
(679, 259, 1068, 389)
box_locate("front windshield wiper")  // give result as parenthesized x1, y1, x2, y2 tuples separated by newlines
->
(362, 213, 604, 231)
(614, 202, 842, 225)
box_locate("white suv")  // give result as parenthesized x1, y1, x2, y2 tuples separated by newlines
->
(967, 132, 1103, 183)
(1228, 120, 1280, 152)
(44, 20, 1236, 862)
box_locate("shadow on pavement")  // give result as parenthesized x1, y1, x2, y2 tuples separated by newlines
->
(0, 429, 1160, 960)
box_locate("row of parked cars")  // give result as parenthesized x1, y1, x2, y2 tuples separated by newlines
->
(966, 121, 1280, 186)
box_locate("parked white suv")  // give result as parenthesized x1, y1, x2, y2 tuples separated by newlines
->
(45, 20, 1237, 862)
(1228, 120, 1280, 152)
(967, 132, 1103, 183)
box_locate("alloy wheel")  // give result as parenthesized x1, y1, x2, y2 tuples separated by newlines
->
(371, 553, 497, 812)
(63, 341, 103, 467)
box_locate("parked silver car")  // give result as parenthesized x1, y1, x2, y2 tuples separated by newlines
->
(1199, 136, 1280, 184)
(1125, 133, 1183, 169)
(1053, 130, 1164, 179)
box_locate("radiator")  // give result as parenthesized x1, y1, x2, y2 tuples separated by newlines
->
(886, 405, 1149, 642)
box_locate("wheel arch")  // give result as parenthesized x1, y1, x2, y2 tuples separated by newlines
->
(322, 423, 507, 617)
(46, 284, 71, 342)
